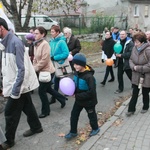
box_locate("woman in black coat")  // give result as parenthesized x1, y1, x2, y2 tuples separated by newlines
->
(101, 31, 116, 86)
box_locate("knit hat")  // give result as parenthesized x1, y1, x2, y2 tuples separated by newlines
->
(73, 53, 86, 67)
(25, 33, 35, 41)
(0, 17, 8, 30)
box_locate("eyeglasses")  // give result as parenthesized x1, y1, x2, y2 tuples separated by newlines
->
(64, 33, 68, 35)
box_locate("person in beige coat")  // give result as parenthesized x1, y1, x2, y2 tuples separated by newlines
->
(33, 26, 66, 118)
(126, 32, 150, 116)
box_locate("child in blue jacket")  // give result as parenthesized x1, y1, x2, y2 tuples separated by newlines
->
(65, 53, 100, 139)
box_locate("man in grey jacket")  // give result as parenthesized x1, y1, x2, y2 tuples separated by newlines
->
(0, 18, 43, 150)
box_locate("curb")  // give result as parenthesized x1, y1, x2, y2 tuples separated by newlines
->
(79, 93, 142, 150)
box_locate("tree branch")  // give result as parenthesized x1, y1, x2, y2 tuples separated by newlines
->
(1, 0, 12, 14)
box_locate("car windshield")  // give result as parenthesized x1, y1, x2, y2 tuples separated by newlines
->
(43, 17, 53, 22)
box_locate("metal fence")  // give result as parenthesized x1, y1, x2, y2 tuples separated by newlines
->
(57, 16, 128, 35)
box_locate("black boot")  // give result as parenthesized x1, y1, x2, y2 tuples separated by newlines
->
(108, 78, 115, 82)
(100, 81, 105, 86)
(49, 97, 56, 105)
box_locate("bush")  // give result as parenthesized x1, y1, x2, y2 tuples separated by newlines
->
(90, 15, 115, 33)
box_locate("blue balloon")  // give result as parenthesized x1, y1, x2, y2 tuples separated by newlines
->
(113, 43, 122, 54)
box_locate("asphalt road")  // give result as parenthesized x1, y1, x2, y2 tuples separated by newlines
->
(0, 65, 132, 150)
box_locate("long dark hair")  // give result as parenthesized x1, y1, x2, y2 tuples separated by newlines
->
(35, 26, 47, 37)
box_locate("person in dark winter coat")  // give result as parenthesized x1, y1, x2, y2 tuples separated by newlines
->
(126, 32, 150, 116)
(112, 27, 120, 41)
(63, 27, 81, 70)
(101, 31, 116, 86)
(25, 33, 35, 63)
(115, 30, 134, 94)
(65, 53, 100, 140)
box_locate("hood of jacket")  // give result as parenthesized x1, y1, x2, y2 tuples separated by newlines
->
(50, 32, 66, 42)
(75, 65, 95, 76)
(136, 42, 149, 53)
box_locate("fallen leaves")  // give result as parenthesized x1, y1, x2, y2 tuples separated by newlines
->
(112, 118, 123, 126)
(57, 93, 131, 148)
(58, 133, 65, 137)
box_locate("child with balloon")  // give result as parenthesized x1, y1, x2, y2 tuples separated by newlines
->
(65, 53, 100, 139)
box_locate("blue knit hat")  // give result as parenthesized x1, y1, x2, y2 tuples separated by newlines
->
(73, 53, 86, 67)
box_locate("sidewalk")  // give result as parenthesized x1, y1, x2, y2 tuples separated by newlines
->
(80, 94, 150, 150)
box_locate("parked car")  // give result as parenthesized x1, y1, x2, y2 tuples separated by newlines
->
(21, 15, 58, 30)
(15, 32, 29, 47)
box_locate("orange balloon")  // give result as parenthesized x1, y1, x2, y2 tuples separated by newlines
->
(105, 59, 114, 66)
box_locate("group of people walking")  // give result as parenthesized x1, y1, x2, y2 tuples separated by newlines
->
(101, 27, 150, 117)
(0, 17, 95, 149)
(0, 16, 149, 150)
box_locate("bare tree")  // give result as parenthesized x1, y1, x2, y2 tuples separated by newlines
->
(63, 0, 79, 15)
(1, 0, 80, 31)
(33, 0, 80, 16)
(1, 0, 33, 31)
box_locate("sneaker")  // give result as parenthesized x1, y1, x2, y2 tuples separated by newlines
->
(2, 141, 15, 150)
(114, 89, 123, 94)
(126, 112, 134, 117)
(65, 132, 78, 139)
(23, 128, 43, 137)
(89, 128, 100, 136)
(141, 109, 148, 114)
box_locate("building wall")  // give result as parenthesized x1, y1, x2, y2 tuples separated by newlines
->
(85, 0, 150, 31)
(127, 3, 150, 31)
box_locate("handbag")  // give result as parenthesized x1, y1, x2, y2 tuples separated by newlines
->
(53, 59, 72, 78)
(39, 71, 51, 82)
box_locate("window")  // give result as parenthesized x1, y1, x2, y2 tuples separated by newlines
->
(134, 5, 139, 17)
(144, 5, 149, 17)
(43, 17, 52, 22)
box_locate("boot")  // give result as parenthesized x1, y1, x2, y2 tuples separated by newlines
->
(108, 78, 115, 82)
(100, 81, 105, 86)
(49, 97, 56, 105)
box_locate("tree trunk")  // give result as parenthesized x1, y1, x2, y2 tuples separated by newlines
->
(1, 0, 33, 32)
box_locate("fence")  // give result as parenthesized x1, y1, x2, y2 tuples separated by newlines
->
(57, 16, 128, 35)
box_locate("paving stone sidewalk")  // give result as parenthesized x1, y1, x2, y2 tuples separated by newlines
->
(80, 94, 150, 150)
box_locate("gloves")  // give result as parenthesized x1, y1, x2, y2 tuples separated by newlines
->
(51, 57, 54, 61)
(101, 59, 104, 63)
